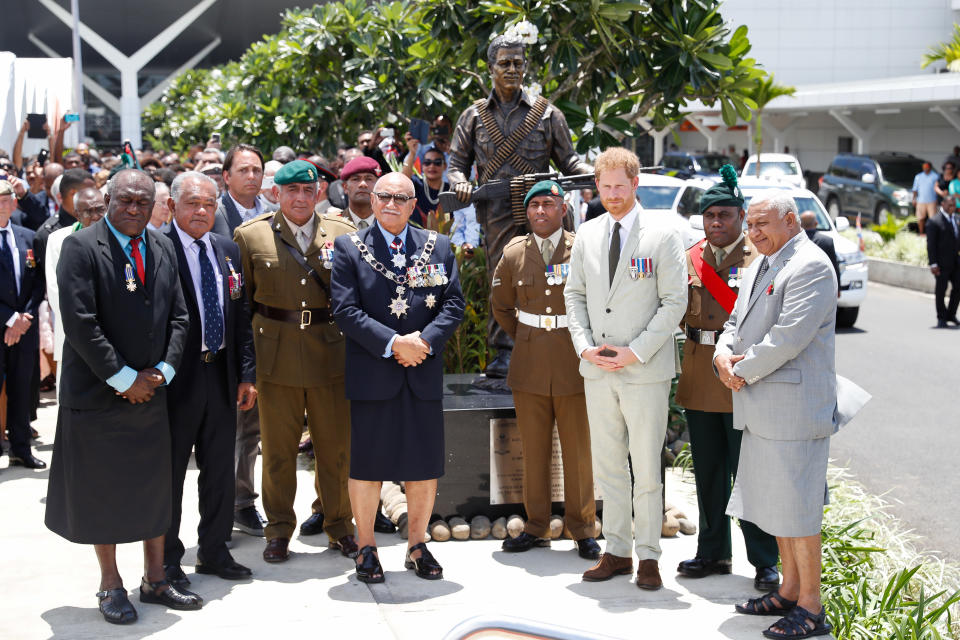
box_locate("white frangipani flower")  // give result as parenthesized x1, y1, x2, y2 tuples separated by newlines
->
(583, 119, 595, 134)
(274, 116, 290, 135)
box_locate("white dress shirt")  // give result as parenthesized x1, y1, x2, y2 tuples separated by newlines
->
(0, 222, 22, 326)
(606, 201, 641, 247)
(229, 192, 264, 223)
(174, 221, 225, 352)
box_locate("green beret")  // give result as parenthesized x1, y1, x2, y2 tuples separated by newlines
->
(524, 180, 564, 207)
(274, 159, 319, 185)
(699, 164, 744, 213)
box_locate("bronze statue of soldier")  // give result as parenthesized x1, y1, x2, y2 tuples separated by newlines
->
(448, 35, 591, 379)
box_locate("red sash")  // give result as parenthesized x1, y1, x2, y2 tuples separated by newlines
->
(690, 239, 738, 314)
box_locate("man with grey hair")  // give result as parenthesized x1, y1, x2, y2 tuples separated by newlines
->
(448, 34, 590, 378)
(713, 189, 841, 638)
(162, 170, 257, 586)
(147, 182, 171, 232)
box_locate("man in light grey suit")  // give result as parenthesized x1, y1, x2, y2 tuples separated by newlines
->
(714, 191, 837, 639)
(565, 147, 687, 589)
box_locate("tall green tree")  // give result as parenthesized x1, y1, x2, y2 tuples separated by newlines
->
(144, 0, 768, 155)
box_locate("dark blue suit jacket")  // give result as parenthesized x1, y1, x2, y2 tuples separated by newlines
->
(0, 223, 44, 346)
(12, 192, 50, 231)
(165, 227, 256, 405)
(331, 224, 464, 402)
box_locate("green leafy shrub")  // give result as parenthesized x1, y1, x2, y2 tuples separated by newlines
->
(444, 247, 493, 373)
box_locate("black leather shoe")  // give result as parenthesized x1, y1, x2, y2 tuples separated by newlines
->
(139, 578, 202, 610)
(502, 531, 550, 553)
(484, 349, 511, 378)
(949, 316, 960, 326)
(163, 564, 190, 588)
(330, 534, 359, 558)
(677, 556, 733, 578)
(97, 587, 137, 625)
(196, 558, 252, 581)
(576, 537, 601, 560)
(754, 565, 781, 591)
(938, 320, 950, 328)
(374, 510, 397, 534)
(299, 512, 325, 536)
(9, 453, 46, 469)
(234, 506, 266, 537)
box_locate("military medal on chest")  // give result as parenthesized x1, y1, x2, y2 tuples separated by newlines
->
(226, 256, 243, 300)
(349, 230, 439, 318)
(629, 258, 653, 280)
(124, 263, 137, 292)
(320, 242, 336, 270)
(545, 263, 570, 286)
(25, 249, 36, 269)
(727, 267, 741, 289)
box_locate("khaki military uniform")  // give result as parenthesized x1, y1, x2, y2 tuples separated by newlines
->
(490, 230, 596, 540)
(675, 235, 777, 567)
(234, 210, 356, 542)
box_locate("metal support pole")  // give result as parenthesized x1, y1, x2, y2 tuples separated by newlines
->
(70, 0, 85, 137)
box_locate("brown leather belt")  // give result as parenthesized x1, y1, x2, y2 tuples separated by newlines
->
(685, 326, 720, 346)
(255, 303, 331, 329)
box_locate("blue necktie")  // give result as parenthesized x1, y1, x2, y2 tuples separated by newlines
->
(0, 230, 14, 276)
(196, 240, 224, 353)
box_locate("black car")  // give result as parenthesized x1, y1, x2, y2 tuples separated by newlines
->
(658, 151, 732, 180)
(817, 152, 926, 224)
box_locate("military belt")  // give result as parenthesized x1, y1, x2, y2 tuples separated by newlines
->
(256, 303, 332, 329)
(685, 326, 719, 346)
(517, 309, 568, 331)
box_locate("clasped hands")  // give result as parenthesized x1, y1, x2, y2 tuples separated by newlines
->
(392, 331, 430, 367)
(116, 368, 165, 404)
(714, 353, 746, 391)
(581, 344, 639, 371)
(4, 313, 33, 346)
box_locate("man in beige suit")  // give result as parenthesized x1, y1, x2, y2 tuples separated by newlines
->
(564, 148, 687, 589)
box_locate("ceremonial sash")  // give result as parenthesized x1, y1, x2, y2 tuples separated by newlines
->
(690, 239, 738, 314)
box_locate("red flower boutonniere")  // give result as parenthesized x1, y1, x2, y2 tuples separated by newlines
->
(766, 283, 774, 295)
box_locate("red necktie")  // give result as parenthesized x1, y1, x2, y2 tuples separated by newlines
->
(130, 237, 146, 284)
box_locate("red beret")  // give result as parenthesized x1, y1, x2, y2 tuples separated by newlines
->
(340, 156, 381, 181)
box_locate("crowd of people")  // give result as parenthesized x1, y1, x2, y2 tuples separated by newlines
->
(911, 158, 960, 327)
(0, 36, 863, 640)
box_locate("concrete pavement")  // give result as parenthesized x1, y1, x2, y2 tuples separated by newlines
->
(1, 392, 800, 640)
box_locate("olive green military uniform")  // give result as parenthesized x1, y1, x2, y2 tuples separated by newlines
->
(675, 235, 777, 568)
(490, 230, 596, 540)
(234, 209, 356, 542)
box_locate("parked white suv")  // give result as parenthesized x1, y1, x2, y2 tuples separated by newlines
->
(740, 153, 805, 189)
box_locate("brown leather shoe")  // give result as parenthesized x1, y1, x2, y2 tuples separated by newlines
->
(636, 559, 663, 590)
(263, 537, 290, 563)
(329, 534, 359, 559)
(582, 553, 633, 582)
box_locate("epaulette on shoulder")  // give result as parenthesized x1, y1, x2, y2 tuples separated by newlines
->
(505, 235, 527, 250)
(320, 213, 357, 230)
(238, 212, 274, 228)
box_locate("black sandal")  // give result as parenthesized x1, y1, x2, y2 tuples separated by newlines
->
(138, 577, 203, 610)
(355, 545, 385, 584)
(96, 587, 137, 625)
(404, 542, 443, 580)
(735, 590, 798, 616)
(762, 605, 832, 639)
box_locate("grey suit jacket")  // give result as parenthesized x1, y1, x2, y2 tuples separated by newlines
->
(565, 204, 688, 384)
(714, 232, 839, 440)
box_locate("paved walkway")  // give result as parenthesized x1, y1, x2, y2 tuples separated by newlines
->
(1, 393, 825, 640)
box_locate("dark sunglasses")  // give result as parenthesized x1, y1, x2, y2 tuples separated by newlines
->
(422, 159, 444, 167)
(0, 163, 14, 171)
(374, 191, 415, 203)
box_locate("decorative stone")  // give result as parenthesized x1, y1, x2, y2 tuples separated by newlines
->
(549, 515, 563, 539)
(507, 514, 525, 538)
(470, 515, 492, 539)
(677, 518, 697, 536)
(662, 512, 680, 537)
(593, 518, 602, 539)
(449, 516, 470, 540)
(491, 517, 508, 540)
(430, 519, 451, 542)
